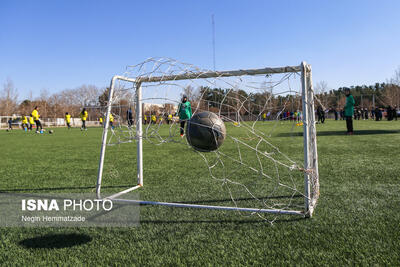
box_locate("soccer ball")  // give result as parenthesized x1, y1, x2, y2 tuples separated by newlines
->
(49, 130, 54, 134)
(186, 111, 226, 152)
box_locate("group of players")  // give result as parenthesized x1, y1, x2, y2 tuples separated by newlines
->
(6, 106, 113, 133)
(6, 95, 192, 136)
(8, 106, 44, 133)
(143, 95, 192, 137)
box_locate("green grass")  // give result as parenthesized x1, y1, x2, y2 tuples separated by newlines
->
(1, 120, 399, 266)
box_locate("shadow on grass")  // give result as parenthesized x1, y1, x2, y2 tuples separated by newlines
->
(19, 233, 92, 249)
(278, 129, 400, 137)
(0, 185, 133, 193)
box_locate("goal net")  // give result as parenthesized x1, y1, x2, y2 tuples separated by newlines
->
(96, 58, 319, 222)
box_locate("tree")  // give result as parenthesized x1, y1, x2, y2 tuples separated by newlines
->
(19, 99, 33, 116)
(382, 83, 400, 107)
(99, 87, 110, 107)
(314, 81, 330, 109)
(182, 85, 198, 101)
(381, 67, 400, 108)
(163, 103, 175, 114)
(0, 78, 18, 115)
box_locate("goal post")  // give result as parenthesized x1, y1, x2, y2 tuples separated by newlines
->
(96, 60, 319, 218)
(301, 62, 319, 216)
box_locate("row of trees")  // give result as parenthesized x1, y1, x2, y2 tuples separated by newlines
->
(177, 67, 400, 117)
(314, 68, 400, 110)
(192, 86, 301, 117)
(0, 80, 104, 119)
(1, 68, 399, 119)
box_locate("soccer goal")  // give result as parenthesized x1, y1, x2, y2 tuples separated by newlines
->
(96, 58, 319, 220)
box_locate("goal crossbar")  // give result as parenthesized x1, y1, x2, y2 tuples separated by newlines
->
(136, 65, 301, 83)
(111, 65, 301, 84)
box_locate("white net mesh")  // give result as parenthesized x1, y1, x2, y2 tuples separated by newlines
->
(99, 58, 319, 223)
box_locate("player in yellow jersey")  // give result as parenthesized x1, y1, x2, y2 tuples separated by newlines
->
(21, 115, 28, 131)
(99, 117, 103, 126)
(28, 115, 34, 131)
(151, 114, 157, 124)
(80, 108, 88, 130)
(167, 113, 172, 124)
(109, 113, 114, 129)
(31, 106, 43, 133)
(144, 115, 148, 125)
(65, 112, 72, 129)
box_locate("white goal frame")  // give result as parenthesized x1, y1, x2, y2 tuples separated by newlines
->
(96, 62, 319, 217)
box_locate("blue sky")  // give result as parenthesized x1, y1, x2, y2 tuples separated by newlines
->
(1, 0, 400, 100)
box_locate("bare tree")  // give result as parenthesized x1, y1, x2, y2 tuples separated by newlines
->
(394, 67, 400, 85)
(182, 85, 200, 102)
(314, 81, 328, 94)
(163, 103, 175, 114)
(70, 85, 101, 107)
(383, 67, 400, 108)
(0, 78, 19, 115)
(314, 81, 330, 110)
(393, 67, 400, 109)
(382, 83, 400, 107)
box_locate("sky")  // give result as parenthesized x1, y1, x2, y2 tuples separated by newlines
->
(1, 0, 400, 100)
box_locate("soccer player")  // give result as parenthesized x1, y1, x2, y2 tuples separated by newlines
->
(364, 108, 369, 120)
(109, 113, 114, 129)
(127, 107, 133, 127)
(144, 115, 148, 125)
(317, 106, 325, 124)
(151, 114, 157, 124)
(31, 106, 43, 133)
(262, 112, 267, 121)
(28, 115, 34, 131)
(99, 117, 103, 125)
(7, 118, 13, 131)
(344, 88, 355, 135)
(65, 112, 72, 129)
(296, 111, 301, 122)
(80, 108, 88, 130)
(167, 113, 173, 124)
(21, 115, 28, 131)
(177, 95, 192, 137)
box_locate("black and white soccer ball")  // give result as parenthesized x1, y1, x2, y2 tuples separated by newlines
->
(49, 130, 54, 134)
(186, 111, 226, 152)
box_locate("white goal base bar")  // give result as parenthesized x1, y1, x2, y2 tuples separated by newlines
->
(107, 197, 305, 216)
(101, 184, 306, 217)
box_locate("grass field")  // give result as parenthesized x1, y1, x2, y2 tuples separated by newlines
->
(1, 119, 399, 266)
